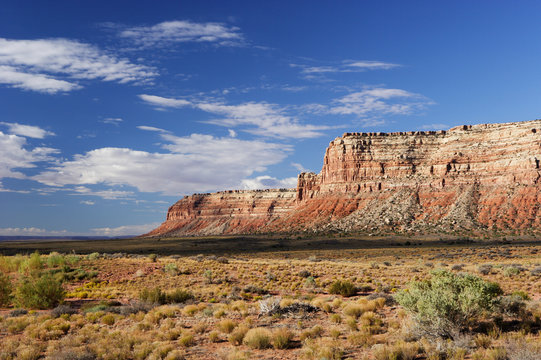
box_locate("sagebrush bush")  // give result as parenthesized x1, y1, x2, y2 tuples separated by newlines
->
(46, 252, 65, 268)
(328, 280, 357, 297)
(15, 273, 65, 309)
(0, 272, 13, 307)
(395, 269, 502, 337)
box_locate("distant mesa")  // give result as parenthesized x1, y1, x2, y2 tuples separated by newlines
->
(145, 120, 541, 237)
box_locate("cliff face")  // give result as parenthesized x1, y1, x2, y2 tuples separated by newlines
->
(146, 120, 541, 237)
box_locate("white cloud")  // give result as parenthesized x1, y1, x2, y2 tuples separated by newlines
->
(101, 117, 123, 125)
(33, 133, 292, 196)
(119, 20, 244, 48)
(291, 162, 308, 172)
(92, 222, 161, 236)
(291, 60, 400, 76)
(240, 175, 298, 190)
(71, 186, 134, 200)
(344, 60, 400, 70)
(138, 94, 334, 139)
(329, 88, 433, 117)
(0, 65, 80, 93)
(0, 131, 58, 180)
(136, 125, 170, 133)
(138, 94, 190, 108)
(0, 38, 157, 93)
(420, 123, 449, 130)
(0, 122, 55, 138)
(0, 227, 69, 236)
(228, 129, 237, 137)
(80, 200, 95, 205)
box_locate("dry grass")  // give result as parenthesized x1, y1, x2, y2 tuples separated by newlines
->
(0, 243, 538, 359)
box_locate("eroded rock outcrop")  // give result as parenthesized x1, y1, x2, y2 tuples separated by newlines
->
(146, 120, 541, 237)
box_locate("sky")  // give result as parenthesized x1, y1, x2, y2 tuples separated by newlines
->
(1, 1, 541, 236)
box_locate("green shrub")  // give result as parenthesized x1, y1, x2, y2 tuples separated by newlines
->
(139, 287, 194, 305)
(166, 289, 194, 303)
(328, 280, 357, 297)
(139, 287, 166, 304)
(87, 252, 100, 260)
(15, 273, 65, 309)
(164, 263, 178, 275)
(0, 272, 13, 306)
(395, 270, 502, 337)
(47, 252, 65, 267)
(19, 251, 43, 274)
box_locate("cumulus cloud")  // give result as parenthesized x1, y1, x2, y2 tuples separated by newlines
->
(0, 38, 157, 93)
(240, 175, 298, 190)
(33, 133, 292, 196)
(119, 20, 244, 48)
(0, 122, 55, 138)
(0, 65, 79, 93)
(138, 94, 334, 138)
(0, 131, 58, 180)
(329, 88, 433, 117)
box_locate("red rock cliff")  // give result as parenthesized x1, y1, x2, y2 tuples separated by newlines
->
(146, 120, 541, 237)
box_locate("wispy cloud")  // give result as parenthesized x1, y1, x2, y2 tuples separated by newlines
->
(419, 123, 449, 130)
(138, 94, 190, 108)
(0, 122, 55, 139)
(80, 200, 95, 205)
(240, 175, 297, 190)
(100, 117, 123, 126)
(119, 20, 244, 48)
(33, 132, 292, 196)
(136, 125, 171, 133)
(71, 186, 134, 200)
(138, 94, 335, 139)
(329, 88, 433, 117)
(291, 60, 400, 77)
(291, 162, 308, 172)
(92, 222, 161, 236)
(0, 227, 69, 236)
(0, 38, 157, 93)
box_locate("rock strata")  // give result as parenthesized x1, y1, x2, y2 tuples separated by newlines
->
(146, 120, 541, 237)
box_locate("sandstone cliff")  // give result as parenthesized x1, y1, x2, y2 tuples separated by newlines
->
(146, 120, 541, 237)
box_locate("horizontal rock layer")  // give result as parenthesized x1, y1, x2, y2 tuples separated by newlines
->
(146, 120, 541, 237)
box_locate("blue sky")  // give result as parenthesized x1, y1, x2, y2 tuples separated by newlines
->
(1, 1, 541, 236)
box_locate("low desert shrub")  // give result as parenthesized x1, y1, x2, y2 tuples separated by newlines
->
(243, 327, 272, 349)
(395, 269, 502, 337)
(15, 273, 65, 309)
(87, 252, 100, 260)
(218, 319, 237, 334)
(47, 252, 65, 268)
(272, 327, 293, 349)
(0, 272, 13, 306)
(328, 280, 357, 297)
(228, 325, 249, 346)
(139, 287, 194, 305)
(164, 263, 178, 275)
